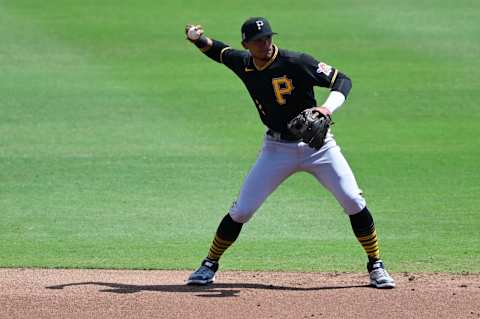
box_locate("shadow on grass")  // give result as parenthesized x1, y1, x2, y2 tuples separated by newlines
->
(46, 281, 371, 298)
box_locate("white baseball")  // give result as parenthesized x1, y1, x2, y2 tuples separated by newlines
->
(187, 27, 200, 41)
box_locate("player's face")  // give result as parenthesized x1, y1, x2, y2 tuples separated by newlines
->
(243, 35, 273, 61)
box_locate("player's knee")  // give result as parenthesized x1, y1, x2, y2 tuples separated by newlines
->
(340, 193, 366, 216)
(229, 201, 256, 223)
(229, 212, 253, 223)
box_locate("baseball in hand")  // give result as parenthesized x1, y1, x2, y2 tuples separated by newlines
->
(187, 27, 200, 41)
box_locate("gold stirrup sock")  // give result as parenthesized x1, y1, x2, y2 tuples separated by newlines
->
(349, 207, 380, 262)
(207, 234, 235, 261)
(206, 213, 243, 261)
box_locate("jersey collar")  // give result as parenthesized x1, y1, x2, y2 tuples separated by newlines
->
(251, 45, 279, 71)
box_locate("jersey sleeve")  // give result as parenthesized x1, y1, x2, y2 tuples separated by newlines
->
(298, 53, 339, 89)
(203, 39, 247, 72)
(221, 48, 248, 72)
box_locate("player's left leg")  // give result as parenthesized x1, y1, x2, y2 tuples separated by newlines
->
(304, 144, 395, 288)
(349, 207, 395, 288)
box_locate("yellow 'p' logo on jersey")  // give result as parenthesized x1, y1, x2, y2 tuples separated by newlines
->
(272, 76, 294, 105)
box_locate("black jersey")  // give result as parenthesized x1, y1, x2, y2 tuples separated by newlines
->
(203, 40, 340, 134)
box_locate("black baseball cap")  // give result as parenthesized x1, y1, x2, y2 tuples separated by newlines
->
(241, 17, 277, 42)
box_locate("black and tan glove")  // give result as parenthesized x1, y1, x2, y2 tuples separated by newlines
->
(287, 108, 332, 149)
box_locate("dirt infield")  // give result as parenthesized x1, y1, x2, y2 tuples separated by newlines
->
(0, 269, 479, 318)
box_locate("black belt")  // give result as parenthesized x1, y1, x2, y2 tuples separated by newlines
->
(266, 129, 301, 142)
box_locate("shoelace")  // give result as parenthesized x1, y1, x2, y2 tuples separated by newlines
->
(195, 266, 213, 275)
(372, 267, 390, 280)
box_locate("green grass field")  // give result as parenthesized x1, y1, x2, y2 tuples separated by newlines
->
(1, 0, 479, 272)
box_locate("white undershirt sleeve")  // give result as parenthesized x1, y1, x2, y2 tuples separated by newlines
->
(322, 91, 346, 113)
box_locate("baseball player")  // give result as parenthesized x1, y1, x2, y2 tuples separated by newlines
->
(184, 17, 395, 288)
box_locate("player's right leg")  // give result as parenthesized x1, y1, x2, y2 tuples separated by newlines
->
(187, 136, 298, 285)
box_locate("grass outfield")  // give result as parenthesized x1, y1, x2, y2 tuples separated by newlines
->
(0, 0, 478, 272)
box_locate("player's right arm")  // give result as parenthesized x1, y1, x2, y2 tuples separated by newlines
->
(185, 24, 244, 70)
(185, 25, 214, 51)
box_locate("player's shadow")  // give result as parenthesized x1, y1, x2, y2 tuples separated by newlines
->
(46, 282, 370, 298)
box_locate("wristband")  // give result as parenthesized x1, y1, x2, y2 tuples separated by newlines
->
(323, 91, 345, 113)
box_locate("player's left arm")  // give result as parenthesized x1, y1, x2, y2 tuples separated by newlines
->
(299, 53, 352, 116)
(317, 73, 351, 116)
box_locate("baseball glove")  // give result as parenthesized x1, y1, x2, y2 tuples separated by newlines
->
(287, 108, 332, 149)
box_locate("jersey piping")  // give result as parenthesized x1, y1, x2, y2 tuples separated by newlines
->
(252, 45, 279, 71)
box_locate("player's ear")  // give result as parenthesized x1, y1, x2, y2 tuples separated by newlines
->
(241, 41, 248, 49)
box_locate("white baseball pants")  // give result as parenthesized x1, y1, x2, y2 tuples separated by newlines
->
(229, 134, 366, 223)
